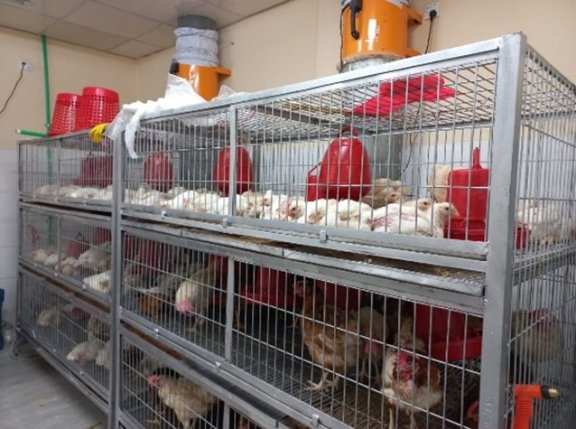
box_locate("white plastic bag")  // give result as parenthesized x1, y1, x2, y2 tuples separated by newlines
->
(105, 74, 205, 159)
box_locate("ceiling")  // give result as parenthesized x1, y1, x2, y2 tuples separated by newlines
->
(0, 0, 289, 59)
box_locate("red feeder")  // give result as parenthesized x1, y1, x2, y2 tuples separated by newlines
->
(75, 86, 119, 131)
(48, 93, 81, 136)
(241, 267, 294, 308)
(415, 304, 482, 361)
(73, 155, 112, 188)
(93, 228, 111, 245)
(144, 152, 174, 192)
(66, 233, 89, 258)
(213, 145, 254, 196)
(306, 128, 372, 201)
(445, 147, 489, 242)
(444, 148, 528, 248)
(351, 75, 456, 118)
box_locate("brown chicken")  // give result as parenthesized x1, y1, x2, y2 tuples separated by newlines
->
(357, 306, 387, 384)
(147, 373, 218, 429)
(138, 291, 171, 319)
(362, 178, 410, 209)
(382, 349, 443, 429)
(295, 281, 361, 391)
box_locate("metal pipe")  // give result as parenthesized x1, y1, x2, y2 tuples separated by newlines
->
(16, 129, 47, 138)
(41, 34, 51, 131)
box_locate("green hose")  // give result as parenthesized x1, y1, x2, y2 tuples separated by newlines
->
(16, 129, 47, 138)
(42, 35, 51, 130)
(41, 35, 55, 246)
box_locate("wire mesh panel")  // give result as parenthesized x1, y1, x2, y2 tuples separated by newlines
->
(514, 48, 576, 255)
(18, 268, 111, 397)
(122, 108, 232, 216)
(119, 227, 482, 429)
(19, 132, 113, 209)
(118, 38, 576, 270)
(230, 262, 482, 429)
(121, 230, 228, 358)
(116, 55, 506, 263)
(19, 205, 112, 299)
(506, 242, 576, 424)
(233, 62, 495, 243)
(120, 333, 288, 429)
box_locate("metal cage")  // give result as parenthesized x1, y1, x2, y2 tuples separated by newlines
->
(119, 224, 487, 429)
(18, 268, 111, 400)
(19, 204, 112, 302)
(119, 325, 309, 429)
(15, 33, 576, 429)
(19, 131, 113, 210)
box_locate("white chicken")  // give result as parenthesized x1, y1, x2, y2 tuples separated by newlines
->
(57, 185, 81, 197)
(125, 185, 152, 204)
(134, 190, 169, 206)
(428, 164, 451, 202)
(93, 186, 113, 201)
(95, 341, 111, 368)
(36, 306, 61, 327)
(295, 199, 339, 225)
(237, 191, 265, 218)
(67, 187, 103, 200)
(516, 199, 574, 246)
(259, 191, 290, 220)
(35, 184, 59, 196)
(164, 189, 202, 210)
(43, 251, 65, 267)
(322, 199, 373, 229)
(174, 261, 222, 331)
(66, 336, 105, 365)
(75, 241, 112, 272)
(165, 186, 187, 199)
(193, 193, 229, 214)
(30, 248, 50, 264)
(54, 256, 78, 275)
(279, 198, 307, 221)
(83, 270, 112, 293)
(362, 178, 410, 209)
(371, 201, 457, 238)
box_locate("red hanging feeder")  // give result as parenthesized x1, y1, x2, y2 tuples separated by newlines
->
(306, 128, 372, 201)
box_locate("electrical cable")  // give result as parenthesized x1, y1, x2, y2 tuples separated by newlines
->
(424, 10, 437, 54)
(402, 8, 437, 174)
(0, 63, 25, 116)
(339, 6, 345, 72)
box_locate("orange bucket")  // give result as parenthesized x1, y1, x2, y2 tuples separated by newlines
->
(341, 0, 422, 68)
(177, 63, 231, 101)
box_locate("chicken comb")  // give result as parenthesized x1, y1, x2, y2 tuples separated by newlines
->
(147, 374, 162, 387)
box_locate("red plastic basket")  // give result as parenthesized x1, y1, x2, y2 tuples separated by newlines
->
(75, 86, 119, 130)
(48, 93, 81, 136)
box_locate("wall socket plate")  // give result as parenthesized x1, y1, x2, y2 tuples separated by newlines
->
(20, 61, 32, 72)
(424, 2, 440, 20)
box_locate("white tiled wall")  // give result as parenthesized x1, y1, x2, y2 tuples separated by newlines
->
(0, 150, 19, 324)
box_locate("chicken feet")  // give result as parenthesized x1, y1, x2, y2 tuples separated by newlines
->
(305, 371, 341, 391)
(388, 407, 418, 429)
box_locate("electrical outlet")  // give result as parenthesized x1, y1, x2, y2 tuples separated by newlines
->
(424, 2, 439, 20)
(20, 61, 32, 72)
